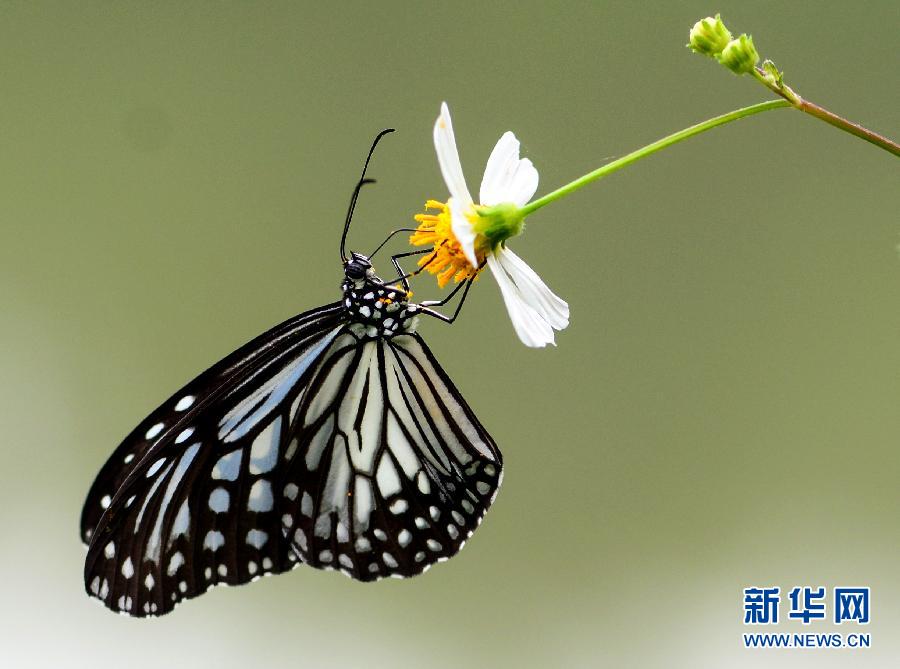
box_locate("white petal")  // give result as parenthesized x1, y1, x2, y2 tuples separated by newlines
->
(434, 102, 472, 205)
(487, 252, 556, 348)
(479, 131, 539, 207)
(496, 248, 569, 330)
(448, 197, 479, 268)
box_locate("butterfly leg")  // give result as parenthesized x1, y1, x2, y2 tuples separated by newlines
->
(389, 248, 440, 292)
(418, 277, 475, 324)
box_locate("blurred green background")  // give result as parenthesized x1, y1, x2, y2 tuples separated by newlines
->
(2, 2, 898, 667)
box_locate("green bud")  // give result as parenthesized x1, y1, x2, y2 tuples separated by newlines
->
(472, 203, 525, 248)
(718, 34, 760, 75)
(760, 59, 783, 86)
(688, 14, 732, 57)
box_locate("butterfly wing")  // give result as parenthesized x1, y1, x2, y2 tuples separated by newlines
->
(280, 330, 503, 580)
(84, 303, 504, 616)
(83, 304, 345, 616)
(80, 304, 344, 545)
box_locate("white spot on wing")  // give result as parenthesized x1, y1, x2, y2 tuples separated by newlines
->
(376, 456, 401, 498)
(247, 479, 273, 512)
(386, 413, 421, 479)
(354, 476, 373, 530)
(204, 530, 224, 551)
(174, 395, 195, 411)
(249, 416, 280, 474)
(300, 491, 313, 517)
(416, 470, 431, 495)
(321, 436, 351, 514)
(389, 498, 408, 515)
(146, 458, 166, 478)
(145, 422, 164, 440)
(167, 551, 184, 576)
(336, 522, 349, 543)
(174, 428, 194, 444)
(208, 487, 230, 513)
(212, 449, 242, 481)
(168, 499, 191, 543)
(314, 515, 331, 539)
(245, 529, 268, 549)
(293, 528, 308, 551)
(284, 438, 299, 462)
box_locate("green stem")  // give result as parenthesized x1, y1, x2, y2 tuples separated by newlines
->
(520, 99, 790, 217)
(751, 69, 900, 157)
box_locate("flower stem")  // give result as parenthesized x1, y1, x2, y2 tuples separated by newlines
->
(519, 99, 790, 217)
(751, 69, 899, 156)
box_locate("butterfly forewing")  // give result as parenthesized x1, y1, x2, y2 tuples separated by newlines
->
(279, 331, 502, 580)
(83, 305, 345, 616)
(80, 304, 345, 547)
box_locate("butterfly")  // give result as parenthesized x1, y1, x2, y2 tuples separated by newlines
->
(81, 130, 503, 617)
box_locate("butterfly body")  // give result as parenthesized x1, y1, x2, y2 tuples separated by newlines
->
(82, 250, 502, 617)
(341, 251, 419, 338)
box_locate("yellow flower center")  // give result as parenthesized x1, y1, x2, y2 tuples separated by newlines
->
(410, 200, 484, 288)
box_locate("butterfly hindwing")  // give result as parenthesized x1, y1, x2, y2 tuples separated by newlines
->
(280, 330, 503, 580)
(83, 305, 345, 616)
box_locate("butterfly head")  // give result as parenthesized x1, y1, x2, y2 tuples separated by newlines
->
(343, 251, 375, 287)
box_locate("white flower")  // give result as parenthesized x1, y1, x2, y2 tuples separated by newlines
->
(430, 102, 569, 348)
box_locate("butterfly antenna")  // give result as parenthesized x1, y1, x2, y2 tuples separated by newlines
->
(340, 128, 396, 262)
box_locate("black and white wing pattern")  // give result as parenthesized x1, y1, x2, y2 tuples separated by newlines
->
(279, 329, 503, 580)
(83, 280, 504, 616)
(80, 304, 344, 546)
(83, 304, 346, 616)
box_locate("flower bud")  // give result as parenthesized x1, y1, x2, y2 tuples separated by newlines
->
(688, 14, 732, 57)
(718, 34, 760, 75)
